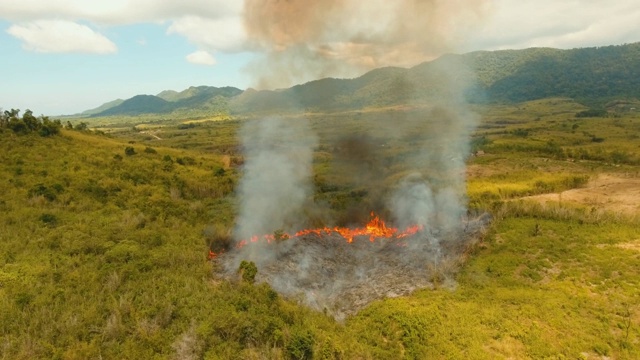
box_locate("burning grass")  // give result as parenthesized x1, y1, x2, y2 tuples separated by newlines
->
(214, 212, 490, 320)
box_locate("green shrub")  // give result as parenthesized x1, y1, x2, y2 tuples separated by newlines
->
(28, 184, 57, 201)
(576, 108, 607, 118)
(238, 260, 258, 284)
(286, 328, 314, 360)
(39, 213, 58, 227)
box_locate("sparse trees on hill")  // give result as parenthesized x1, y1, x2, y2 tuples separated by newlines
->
(0, 108, 62, 136)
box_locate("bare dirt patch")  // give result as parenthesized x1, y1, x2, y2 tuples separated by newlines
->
(522, 174, 640, 214)
(616, 239, 640, 252)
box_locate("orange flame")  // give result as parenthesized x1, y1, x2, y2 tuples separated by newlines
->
(232, 212, 424, 251)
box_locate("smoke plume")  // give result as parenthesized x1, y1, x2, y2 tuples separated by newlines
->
(243, 0, 489, 89)
(232, 117, 317, 263)
(220, 0, 489, 318)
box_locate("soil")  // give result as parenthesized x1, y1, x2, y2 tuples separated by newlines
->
(522, 174, 640, 215)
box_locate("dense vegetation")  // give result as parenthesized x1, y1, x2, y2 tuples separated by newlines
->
(80, 43, 640, 117)
(1, 108, 63, 136)
(1, 98, 639, 358)
(484, 44, 640, 104)
(87, 86, 242, 117)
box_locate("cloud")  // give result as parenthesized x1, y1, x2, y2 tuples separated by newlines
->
(467, 0, 640, 51)
(1, 0, 639, 60)
(167, 15, 247, 53)
(0, 0, 247, 55)
(0, 0, 243, 24)
(7, 20, 117, 54)
(186, 50, 216, 65)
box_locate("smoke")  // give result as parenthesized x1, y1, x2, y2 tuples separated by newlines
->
(243, 0, 489, 89)
(222, 0, 489, 317)
(232, 117, 317, 264)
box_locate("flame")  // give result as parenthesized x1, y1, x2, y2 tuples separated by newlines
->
(231, 212, 424, 251)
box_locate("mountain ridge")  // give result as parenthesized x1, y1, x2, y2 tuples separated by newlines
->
(83, 42, 640, 117)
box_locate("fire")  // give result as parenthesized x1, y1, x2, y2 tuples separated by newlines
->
(232, 212, 424, 250)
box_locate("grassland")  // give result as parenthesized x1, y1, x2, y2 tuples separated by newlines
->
(1, 98, 639, 359)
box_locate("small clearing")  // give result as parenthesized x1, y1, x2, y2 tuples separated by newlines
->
(522, 174, 640, 214)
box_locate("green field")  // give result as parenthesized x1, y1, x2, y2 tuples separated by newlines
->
(1, 99, 639, 359)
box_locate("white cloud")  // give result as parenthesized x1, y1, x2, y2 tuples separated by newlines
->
(186, 50, 216, 66)
(466, 0, 640, 51)
(0, 0, 247, 55)
(0, 0, 243, 24)
(7, 20, 117, 54)
(2, 0, 639, 58)
(167, 15, 247, 53)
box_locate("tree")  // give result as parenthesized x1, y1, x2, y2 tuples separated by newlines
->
(22, 110, 39, 131)
(39, 117, 61, 137)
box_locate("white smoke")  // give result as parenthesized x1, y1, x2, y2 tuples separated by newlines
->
(218, 0, 487, 318)
(233, 116, 317, 262)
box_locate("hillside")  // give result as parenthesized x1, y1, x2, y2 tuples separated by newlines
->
(79, 43, 640, 117)
(232, 43, 640, 113)
(2, 100, 640, 358)
(79, 98, 125, 116)
(87, 86, 242, 117)
(483, 44, 640, 103)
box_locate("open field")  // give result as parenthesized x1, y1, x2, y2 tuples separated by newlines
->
(522, 173, 640, 214)
(1, 98, 639, 358)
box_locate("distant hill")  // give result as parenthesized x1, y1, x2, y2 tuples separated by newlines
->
(79, 98, 125, 116)
(82, 43, 640, 116)
(96, 95, 172, 116)
(89, 86, 242, 117)
(231, 43, 640, 113)
(480, 44, 640, 103)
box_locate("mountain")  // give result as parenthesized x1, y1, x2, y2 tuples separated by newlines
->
(90, 86, 242, 117)
(84, 43, 640, 116)
(79, 98, 125, 116)
(96, 95, 173, 116)
(481, 44, 640, 103)
(231, 43, 640, 114)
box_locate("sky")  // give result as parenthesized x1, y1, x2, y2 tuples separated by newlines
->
(1, 0, 639, 116)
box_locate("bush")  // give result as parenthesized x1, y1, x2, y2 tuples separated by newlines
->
(177, 123, 196, 130)
(124, 146, 136, 156)
(512, 128, 529, 137)
(238, 261, 258, 284)
(576, 108, 607, 118)
(28, 184, 58, 201)
(286, 328, 314, 360)
(39, 213, 58, 227)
